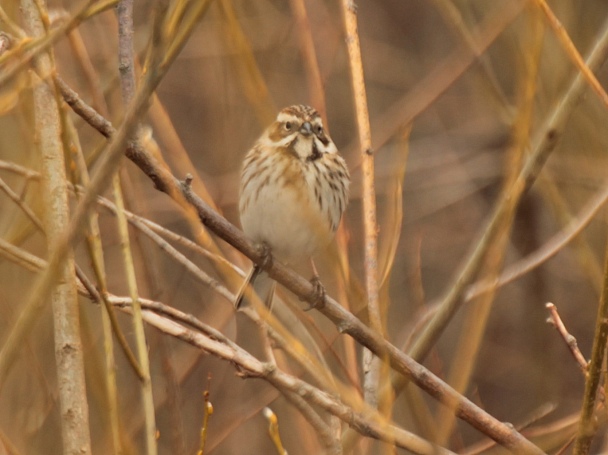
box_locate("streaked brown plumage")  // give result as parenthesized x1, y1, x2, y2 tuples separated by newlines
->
(235, 105, 350, 309)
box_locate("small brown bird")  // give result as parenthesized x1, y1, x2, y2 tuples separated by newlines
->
(235, 105, 350, 309)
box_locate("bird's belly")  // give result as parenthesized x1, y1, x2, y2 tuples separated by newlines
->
(240, 185, 330, 264)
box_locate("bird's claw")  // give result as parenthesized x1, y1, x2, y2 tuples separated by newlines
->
(302, 275, 326, 311)
(256, 242, 273, 270)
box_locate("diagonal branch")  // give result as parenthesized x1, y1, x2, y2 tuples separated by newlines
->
(57, 78, 544, 454)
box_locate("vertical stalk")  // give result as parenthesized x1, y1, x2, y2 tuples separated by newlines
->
(70, 118, 123, 453)
(21, 0, 92, 453)
(340, 0, 384, 418)
(573, 236, 608, 454)
(116, 1, 157, 453)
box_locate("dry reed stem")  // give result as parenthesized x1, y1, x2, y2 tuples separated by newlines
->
(406, 8, 608, 367)
(0, 17, 165, 399)
(56, 71, 544, 452)
(436, 8, 543, 445)
(115, 1, 157, 451)
(0, 5, 26, 38)
(113, 175, 158, 455)
(119, 305, 455, 455)
(86, 240, 124, 453)
(428, 0, 512, 119)
(0, 236, 46, 272)
(276, 390, 341, 454)
(21, 0, 93, 452)
(289, 0, 327, 123)
(340, 1, 384, 424)
(148, 94, 218, 209)
(468, 178, 608, 301)
(65, 24, 108, 115)
(537, 174, 603, 293)
(217, 0, 275, 126)
(106, 291, 436, 453)
(0, 0, 115, 86)
(534, 0, 608, 110)
(77, 188, 147, 384)
(573, 243, 608, 453)
(67, 114, 125, 453)
(344, 1, 525, 162)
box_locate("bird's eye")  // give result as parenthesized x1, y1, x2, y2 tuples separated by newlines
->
(314, 125, 323, 134)
(284, 122, 293, 131)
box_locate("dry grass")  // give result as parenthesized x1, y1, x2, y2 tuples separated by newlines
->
(1, 0, 608, 454)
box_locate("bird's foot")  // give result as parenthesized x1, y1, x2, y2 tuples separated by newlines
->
(256, 242, 273, 270)
(302, 275, 326, 311)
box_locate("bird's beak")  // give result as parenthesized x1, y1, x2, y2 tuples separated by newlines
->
(300, 122, 312, 136)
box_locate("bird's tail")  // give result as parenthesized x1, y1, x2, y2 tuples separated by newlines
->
(234, 265, 276, 309)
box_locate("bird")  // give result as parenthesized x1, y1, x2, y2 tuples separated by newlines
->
(235, 104, 350, 309)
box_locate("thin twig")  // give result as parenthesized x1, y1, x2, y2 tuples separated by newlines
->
(0, 0, 115, 87)
(468, 178, 608, 302)
(106, 294, 437, 454)
(280, 391, 342, 455)
(0, 237, 46, 272)
(67, 108, 137, 455)
(406, 9, 608, 366)
(534, 0, 608, 110)
(97, 193, 235, 302)
(0, 176, 44, 232)
(126, 307, 456, 455)
(0, 160, 41, 180)
(74, 183, 244, 278)
(461, 402, 558, 455)
(344, 1, 525, 161)
(216, 0, 274, 126)
(573, 238, 608, 453)
(115, 0, 157, 451)
(0, 14, 165, 399)
(428, 0, 512, 119)
(546, 303, 588, 375)
(436, 10, 542, 444)
(59, 76, 544, 453)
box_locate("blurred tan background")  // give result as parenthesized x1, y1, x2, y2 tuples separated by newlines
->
(2, 0, 608, 453)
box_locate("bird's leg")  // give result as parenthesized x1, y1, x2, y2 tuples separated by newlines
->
(302, 259, 326, 311)
(234, 242, 273, 309)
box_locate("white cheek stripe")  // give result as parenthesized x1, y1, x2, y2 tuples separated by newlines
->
(260, 133, 297, 149)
